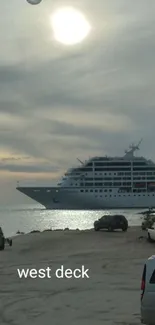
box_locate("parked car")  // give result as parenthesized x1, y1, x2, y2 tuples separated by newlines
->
(142, 215, 155, 230)
(148, 223, 155, 242)
(141, 255, 155, 324)
(0, 227, 5, 250)
(94, 214, 128, 232)
(0, 227, 12, 250)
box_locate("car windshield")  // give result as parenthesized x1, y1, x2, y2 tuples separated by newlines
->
(115, 215, 123, 220)
(100, 215, 112, 221)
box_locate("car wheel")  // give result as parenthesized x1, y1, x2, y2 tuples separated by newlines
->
(9, 239, 12, 246)
(148, 232, 154, 242)
(0, 237, 5, 250)
(141, 223, 146, 230)
(122, 226, 127, 232)
(94, 227, 99, 231)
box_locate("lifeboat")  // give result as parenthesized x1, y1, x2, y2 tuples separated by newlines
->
(134, 183, 145, 187)
(148, 183, 155, 187)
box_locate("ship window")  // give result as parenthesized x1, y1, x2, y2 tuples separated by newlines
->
(104, 182, 112, 186)
(104, 189, 107, 192)
(85, 162, 93, 167)
(99, 190, 102, 192)
(90, 189, 93, 192)
(95, 190, 98, 192)
(95, 183, 102, 186)
(85, 183, 93, 186)
(134, 167, 155, 171)
(95, 162, 131, 167)
(80, 190, 84, 192)
(95, 168, 131, 171)
(149, 270, 155, 283)
(80, 168, 92, 172)
(133, 161, 147, 166)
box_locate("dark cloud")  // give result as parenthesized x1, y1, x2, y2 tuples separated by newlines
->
(0, 157, 31, 162)
(0, 65, 24, 84)
(0, 162, 59, 173)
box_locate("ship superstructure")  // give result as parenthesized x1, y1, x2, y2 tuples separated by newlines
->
(16, 140, 155, 209)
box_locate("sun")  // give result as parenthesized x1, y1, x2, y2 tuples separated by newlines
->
(50, 7, 91, 45)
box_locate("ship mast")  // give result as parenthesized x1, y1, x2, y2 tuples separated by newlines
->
(124, 139, 143, 158)
(77, 158, 84, 165)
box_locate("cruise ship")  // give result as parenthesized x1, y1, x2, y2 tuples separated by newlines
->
(16, 140, 155, 209)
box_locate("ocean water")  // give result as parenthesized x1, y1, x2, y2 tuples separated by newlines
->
(0, 204, 144, 237)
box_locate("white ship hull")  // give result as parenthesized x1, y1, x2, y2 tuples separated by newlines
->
(17, 186, 155, 209)
(16, 141, 155, 209)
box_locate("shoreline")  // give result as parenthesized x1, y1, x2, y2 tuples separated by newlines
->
(1, 226, 154, 324)
(0, 207, 144, 239)
(11, 225, 143, 238)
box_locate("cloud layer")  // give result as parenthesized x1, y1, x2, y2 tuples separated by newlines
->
(0, 0, 155, 203)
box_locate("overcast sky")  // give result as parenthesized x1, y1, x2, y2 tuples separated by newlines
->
(0, 0, 155, 204)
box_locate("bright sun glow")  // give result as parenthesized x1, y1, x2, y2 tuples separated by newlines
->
(50, 7, 91, 45)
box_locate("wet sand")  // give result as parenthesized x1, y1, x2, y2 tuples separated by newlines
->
(0, 227, 154, 325)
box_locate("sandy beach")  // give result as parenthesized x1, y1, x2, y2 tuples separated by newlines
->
(0, 227, 154, 325)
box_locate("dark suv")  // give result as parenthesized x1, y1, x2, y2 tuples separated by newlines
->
(94, 214, 128, 232)
(0, 227, 12, 250)
(0, 227, 5, 250)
